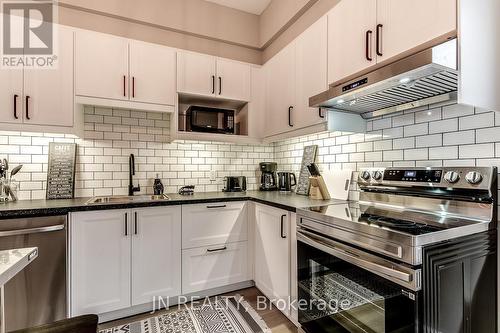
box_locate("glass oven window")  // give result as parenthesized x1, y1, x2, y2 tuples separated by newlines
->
(298, 241, 418, 333)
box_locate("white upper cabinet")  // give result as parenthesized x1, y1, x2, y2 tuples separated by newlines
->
(328, 0, 377, 84)
(75, 30, 129, 101)
(0, 68, 23, 124)
(459, 0, 500, 111)
(295, 16, 328, 129)
(376, 0, 457, 62)
(129, 41, 176, 106)
(177, 52, 217, 97)
(0, 25, 74, 130)
(24, 27, 74, 127)
(131, 207, 181, 306)
(265, 44, 296, 137)
(177, 52, 251, 101)
(216, 58, 251, 101)
(264, 16, 328, 139)
(327, 0, 456, 85)
(75, 30, 176, 110)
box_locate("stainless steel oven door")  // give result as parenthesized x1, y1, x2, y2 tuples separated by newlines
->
(297, 228, 421, 333)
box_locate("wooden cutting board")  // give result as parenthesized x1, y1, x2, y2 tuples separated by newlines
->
(321, 169, 353, 200)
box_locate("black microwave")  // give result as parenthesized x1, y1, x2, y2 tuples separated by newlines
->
(186, 106, 235, 134)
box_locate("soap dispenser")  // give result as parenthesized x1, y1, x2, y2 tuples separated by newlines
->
(153, 173, 164, 195)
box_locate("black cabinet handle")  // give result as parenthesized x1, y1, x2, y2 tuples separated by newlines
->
(25, 96, 30, 120)
(218, 77, 222, 95)
(319, 108, 325, 118)
(376, 24, 383, 56)
(124, 213, 128, 236)
(207, 204, 227, 209)
(123, 75, 126, 97)
(13, 94, 18, 119)
(366, 30, 373, 61)
(212, 75, 215, 94)
(280, 214, 287, 239)
(132, 77, 135, 98)
(288, 106, 294, 127)
(134, 212, 138, 235)
(207, 246, 227, 253)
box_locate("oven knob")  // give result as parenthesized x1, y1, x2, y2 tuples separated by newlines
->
(360, 171, 371, 181)
(444, 171, 460, 184)
(465, 171, 483, 185)
(372, 170, 383, 181)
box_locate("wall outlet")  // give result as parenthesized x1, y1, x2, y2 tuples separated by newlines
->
(209, 170, 216, 181)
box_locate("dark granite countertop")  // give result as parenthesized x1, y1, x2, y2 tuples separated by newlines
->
(0, 191, 346, 219)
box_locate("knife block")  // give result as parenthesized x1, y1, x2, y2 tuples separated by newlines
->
(309, 176, 331, 200)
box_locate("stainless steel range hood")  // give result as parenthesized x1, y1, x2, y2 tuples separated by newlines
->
(310, 39, 458, 119)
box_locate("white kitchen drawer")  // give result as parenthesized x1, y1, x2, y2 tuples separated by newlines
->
(182, 241, 249, 294)
(182, 201, 247, 249)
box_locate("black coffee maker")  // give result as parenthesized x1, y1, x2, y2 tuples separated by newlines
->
(259, 162, 278, 191)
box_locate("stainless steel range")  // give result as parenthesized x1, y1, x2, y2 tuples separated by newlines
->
(296, 167, 497, 333)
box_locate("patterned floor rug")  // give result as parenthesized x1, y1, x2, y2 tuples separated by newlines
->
(100, 295, 271, 333)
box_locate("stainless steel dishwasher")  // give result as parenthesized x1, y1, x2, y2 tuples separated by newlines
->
(0, 215, 67, 332)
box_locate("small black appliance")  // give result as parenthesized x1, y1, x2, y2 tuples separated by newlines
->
(222, 176, 246, 192)
(185, 105, 235, 134)
(259, 162, 278, 191)
(277, 172, 296, 192)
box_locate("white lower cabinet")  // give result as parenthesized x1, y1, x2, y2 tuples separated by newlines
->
(254, 204, 292, 316)
(70, 209, 131, 315)
(182, 202, 247, 249)
(131, 207, 181, 306)
(70, 206, 181, 315)
(182, 241, 249, 294)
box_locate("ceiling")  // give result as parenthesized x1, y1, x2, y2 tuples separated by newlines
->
(204, 0, 272, 15)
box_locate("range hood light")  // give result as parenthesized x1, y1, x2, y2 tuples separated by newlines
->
(337, 99, 345, 104)
(399, 77, 412, 84)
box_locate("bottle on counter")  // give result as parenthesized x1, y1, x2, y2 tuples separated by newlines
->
(153, 174, 164, 195)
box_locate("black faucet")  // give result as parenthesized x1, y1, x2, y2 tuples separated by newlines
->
(128, 154, 141, 196)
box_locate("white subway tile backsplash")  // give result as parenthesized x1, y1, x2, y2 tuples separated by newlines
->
(443, 131, 475, 146)
(404, 148, 428, 161)
(476, 127, 500, 143)
(459, 112, 495, 130)
(429, 146, 458, 160)
(4, 103, 500, 200)
(404, 123, 428, 137)
(429, 118, 458, 134)
(393, 137, 414, 149)
(416, 134, 442, 148)
(415, 108, 441, 123)
(460, 143, 495, 159)
(442, 104, 474, 119)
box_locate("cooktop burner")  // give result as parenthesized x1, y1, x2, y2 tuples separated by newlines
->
(361, 214, 444, 235)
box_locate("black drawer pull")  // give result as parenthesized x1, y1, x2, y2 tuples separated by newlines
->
(376, 24, 383, 56)
(134, 212, 138, 235)
(366, 30, 373, 61)
(124, 213, 128, 236)
(207, 204, 227, 209)
(280, 214, 287, 239)
(207, 246, 227, 253)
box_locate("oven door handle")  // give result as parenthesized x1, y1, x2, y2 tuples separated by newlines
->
(297, 229, 420, 290)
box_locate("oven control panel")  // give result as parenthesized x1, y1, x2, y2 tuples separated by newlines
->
(384, 169, 442, 183)
(358, 167, 496, 191)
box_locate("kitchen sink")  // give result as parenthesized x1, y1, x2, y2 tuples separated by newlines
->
(85, 194, 170, 205)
